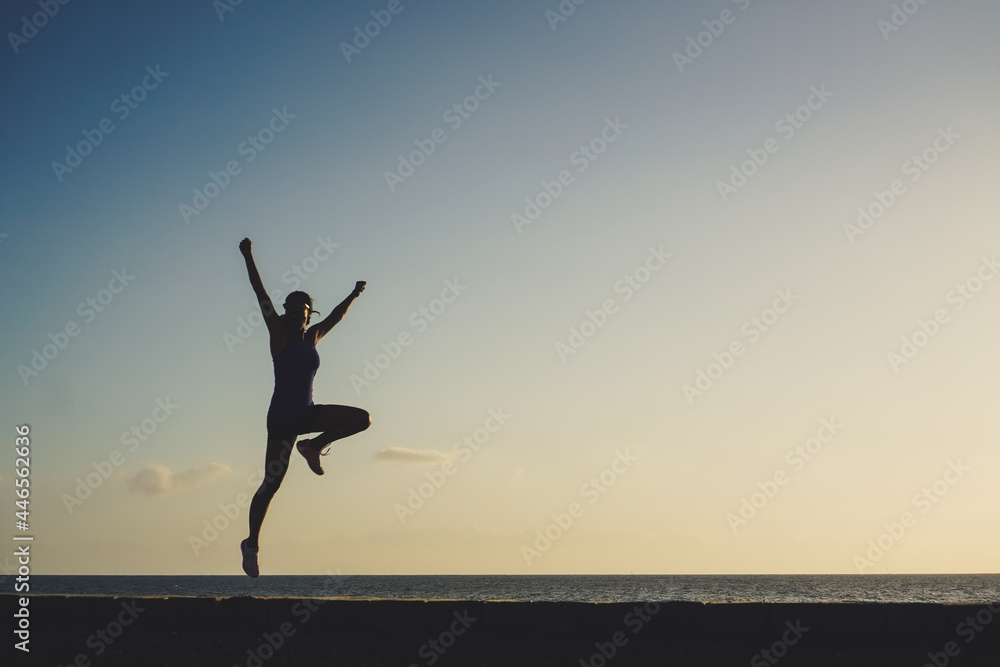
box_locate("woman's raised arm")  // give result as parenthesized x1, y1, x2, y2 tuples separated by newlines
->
(310, 281, 365, 344)
(240, 238, 279, 323)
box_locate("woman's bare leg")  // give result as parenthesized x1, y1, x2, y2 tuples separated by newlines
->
(247, 435, 294, 549)
(296, 405, 370, 475)
(300, 405, 371, 452)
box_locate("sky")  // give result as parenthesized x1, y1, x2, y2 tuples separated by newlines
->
(1, 0, 999, 577)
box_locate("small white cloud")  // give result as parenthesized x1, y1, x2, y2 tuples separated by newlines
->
(126, 463, 231, 496)
(373, 447, 452, 465)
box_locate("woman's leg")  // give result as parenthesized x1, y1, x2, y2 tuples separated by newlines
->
(301, 405, 371, 452)
(295, 405, 370, 475)
(246, 434, 294, 550)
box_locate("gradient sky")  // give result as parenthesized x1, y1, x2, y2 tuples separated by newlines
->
(1, 0, 999, 576)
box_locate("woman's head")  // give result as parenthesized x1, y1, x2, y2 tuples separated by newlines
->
(282, 291, 319, 326)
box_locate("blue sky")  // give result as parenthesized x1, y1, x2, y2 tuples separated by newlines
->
(2, 0, 999, 575)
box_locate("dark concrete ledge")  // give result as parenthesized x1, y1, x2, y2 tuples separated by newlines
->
(6, 595, 1000, 666)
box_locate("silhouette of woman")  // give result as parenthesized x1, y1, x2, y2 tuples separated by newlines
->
(238, 237, 370, 577)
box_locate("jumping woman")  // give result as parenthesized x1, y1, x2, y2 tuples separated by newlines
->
(238, 237, 371, 577)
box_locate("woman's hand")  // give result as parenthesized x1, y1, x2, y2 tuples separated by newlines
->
(353, 281, 366, 297)
(239, 238, 253, 257)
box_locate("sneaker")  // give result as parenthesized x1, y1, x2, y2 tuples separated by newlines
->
(297, 440, 326, 475)
(241, 539, 259, 578)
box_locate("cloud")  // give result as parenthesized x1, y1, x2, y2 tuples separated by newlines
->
(373, 447, 452, 465)
(125, 463, 232, 496)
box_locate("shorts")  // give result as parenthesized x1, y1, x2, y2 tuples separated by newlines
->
(266, 404, 319, 439)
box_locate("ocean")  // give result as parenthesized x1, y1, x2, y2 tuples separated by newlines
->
(26, 574, 1000, 603)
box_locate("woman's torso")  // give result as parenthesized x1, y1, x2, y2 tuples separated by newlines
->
(266, 335, 320, 423)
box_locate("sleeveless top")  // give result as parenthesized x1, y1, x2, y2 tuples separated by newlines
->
(266, 338, 320, 426)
